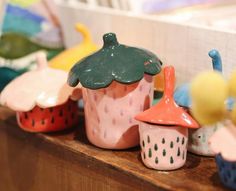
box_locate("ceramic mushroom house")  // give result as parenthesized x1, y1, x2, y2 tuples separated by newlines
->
(190, 70, 236, 190)
(174, 49, 233, 156)
(68, 33, 162, 149)
(0, 53, 80, 132)
(135, 66, 199, 171)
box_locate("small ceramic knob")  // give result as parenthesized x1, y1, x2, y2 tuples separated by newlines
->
(103, 33, 119, 47)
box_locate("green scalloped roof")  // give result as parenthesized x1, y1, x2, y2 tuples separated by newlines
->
(68, 33, 162, 89)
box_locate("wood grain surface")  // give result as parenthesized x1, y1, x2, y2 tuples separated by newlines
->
(0, 107, 229, 191)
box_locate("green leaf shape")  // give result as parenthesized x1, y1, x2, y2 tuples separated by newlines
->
(0, 32, 63, 59)
(68, 33, 162, 89)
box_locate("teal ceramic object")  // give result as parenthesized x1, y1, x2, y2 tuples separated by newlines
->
(0, 32, 63, 59)
(0, 67, 22, 91)
(208, 49, 222, 72)
(68, 33, 162, 89)
(174, 84, 191, 108)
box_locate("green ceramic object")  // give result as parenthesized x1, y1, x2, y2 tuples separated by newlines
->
(68, 33, 162, 89)
(0, 32, 63, 59)
(0, 67, 22, 91)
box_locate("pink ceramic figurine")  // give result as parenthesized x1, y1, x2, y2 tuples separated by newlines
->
(0, 53, 81, 132)
(135, 66, 199, 170)
(68, 33, 162, 149)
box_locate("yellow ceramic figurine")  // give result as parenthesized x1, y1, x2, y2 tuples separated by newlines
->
(228, 70, 236, 124)
(49, 23, 98, 71)
(228, 70, 236, 97)
(190, 71, 228, 125)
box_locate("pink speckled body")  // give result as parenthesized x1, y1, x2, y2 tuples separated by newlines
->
(82, 75, 153, 149)
(139, 122, 188, 170)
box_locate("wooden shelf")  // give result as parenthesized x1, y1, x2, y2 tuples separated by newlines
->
(0, 107, 228, 191)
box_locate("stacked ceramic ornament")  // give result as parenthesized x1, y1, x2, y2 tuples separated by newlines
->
(1, 26, 236, 190)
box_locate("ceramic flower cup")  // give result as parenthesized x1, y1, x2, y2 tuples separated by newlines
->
(68, 33, 162, 149)
(135, 66, 199, 170)
(0, 53, 81, 132)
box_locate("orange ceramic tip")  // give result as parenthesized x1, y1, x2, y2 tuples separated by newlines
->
(135, 66, 199, 128)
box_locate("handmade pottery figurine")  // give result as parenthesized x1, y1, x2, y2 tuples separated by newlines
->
(0, 52, 80, 132)
(68, 33, 162, 149)
(174, 49, 232, 156)
(190, 70, 236, 190)
(49, 23, 97, 71)
(135, 66, 199, 170)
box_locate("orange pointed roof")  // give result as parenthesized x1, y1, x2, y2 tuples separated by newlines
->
(135, 66, 199, 128)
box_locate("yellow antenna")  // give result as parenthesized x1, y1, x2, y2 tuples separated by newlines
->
(75, 23, 92, 44)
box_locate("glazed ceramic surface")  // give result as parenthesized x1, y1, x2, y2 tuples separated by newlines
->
(188, 122, 224, 156)
(174, 84, 191, 108)
(0, 53, 80, 132)
(135, 66, 199, 170)
(68, 33, 162, 89)
(83, 74, 153, 149)
(49, 23, 97, 71)
(17, 99, 78, 132)
(139, 122, 188, 170)
(0, 53, 81, 111)
(215, 154, 236, 190)
(68, 32, 162, 149)
(135, 66, 199, 128)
